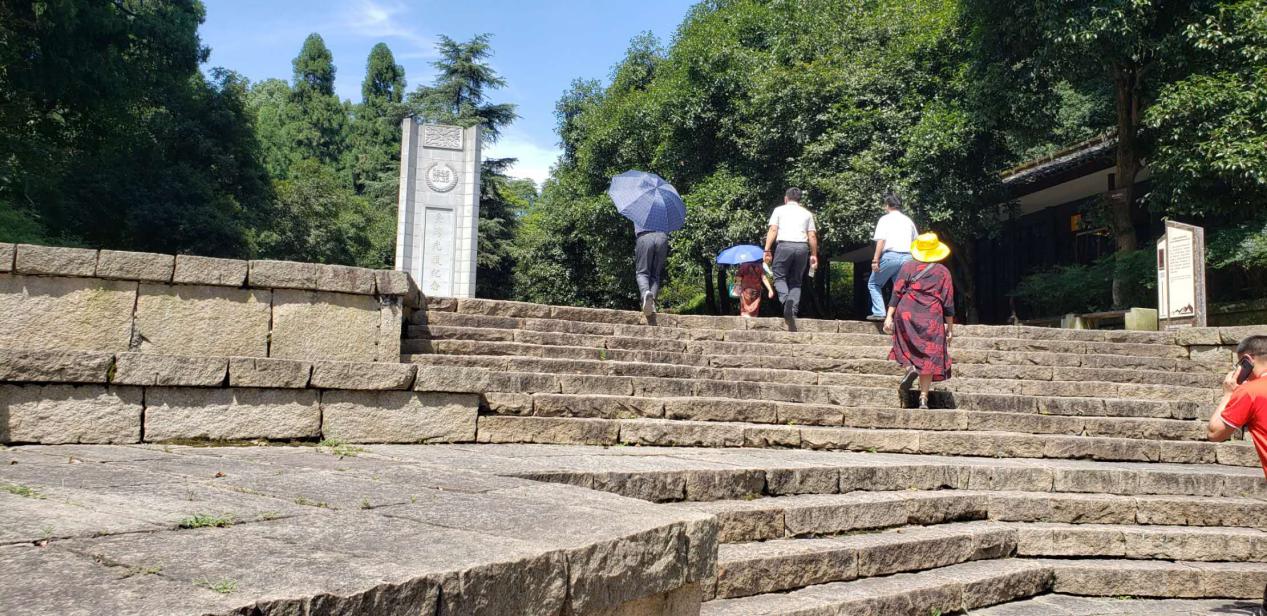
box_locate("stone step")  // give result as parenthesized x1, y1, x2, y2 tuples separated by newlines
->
(974, 594, 1263, 615)
(506, 446, 1267, 504)
(409, 321, 1186, 359)
(664, 490, 1267, 544)
(475, 415, 1257, 467)
(701, 558, 1267, 615)
(409, 354, 1212, 412)
(712, 521, 1017, 599)
(711, 520, 1267, 600)
(701, 557, 1052, 615)
(495, 393, 1211, 442)
(424, 298, 1184, 345)
(408, 329, 1219, 386)
(408, 320, 1193, 360)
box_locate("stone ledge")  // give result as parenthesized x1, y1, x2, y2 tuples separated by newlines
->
(14, 244, 97, 277)
(7, 244, 413, 297)
(112, 353, 227, 387)
(0, 348, 114, 383)
(172, 254, 247, 286)
(95, 250, 174, 282)
(0, 243, 14, 272)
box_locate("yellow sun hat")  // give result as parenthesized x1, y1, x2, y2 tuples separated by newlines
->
(910, 232, 951, 263)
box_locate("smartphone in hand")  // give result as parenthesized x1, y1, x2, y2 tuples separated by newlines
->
(1236, 356, 1255, 385)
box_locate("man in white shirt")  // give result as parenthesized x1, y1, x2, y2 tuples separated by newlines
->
(763, 188, 818, 329)
(867, 194, 918, 321)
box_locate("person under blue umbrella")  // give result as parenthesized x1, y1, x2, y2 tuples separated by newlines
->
(718, 245, 774, 317)
(608, 170, 687, 317)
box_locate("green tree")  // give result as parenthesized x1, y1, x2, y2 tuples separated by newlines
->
(255, 159, 378, 266)
(408, 34, 517, 140)
(346, 43, 409, 267)
(1146, 0, 1267, 217)
(0, 0, 270, 254)
(286, 34, 347, 168)
(247, 78, 295, 180)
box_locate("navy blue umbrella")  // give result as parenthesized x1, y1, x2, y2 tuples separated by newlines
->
(716, 244, 765, 265)
(607, 170, 686, 232)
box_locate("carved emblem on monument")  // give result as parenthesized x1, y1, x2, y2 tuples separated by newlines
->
(422, 124, 463, 150)
(425, 163, 459, 193)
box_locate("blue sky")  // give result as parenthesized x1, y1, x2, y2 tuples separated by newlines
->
(200, 0, 696, 185)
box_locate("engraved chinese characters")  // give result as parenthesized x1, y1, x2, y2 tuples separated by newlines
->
(395, 121, 482, 297)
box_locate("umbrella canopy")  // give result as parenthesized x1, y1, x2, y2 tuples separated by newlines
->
(716, 244, 765, 265)
(607, 170, 686, 233)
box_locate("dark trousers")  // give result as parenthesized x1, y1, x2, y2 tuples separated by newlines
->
(772, 241, 809, 314)
(635, 231, 668, 298)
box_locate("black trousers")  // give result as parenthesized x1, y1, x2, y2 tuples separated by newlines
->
(772, 241, 809, 314)
(635, 231, 668, 298)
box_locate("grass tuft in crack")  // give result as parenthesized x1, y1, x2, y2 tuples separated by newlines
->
(195, 579, 237, 594)
(317, 438, 365, 458)
(3, 483, 44, 499)
(177, 513, 235, 529)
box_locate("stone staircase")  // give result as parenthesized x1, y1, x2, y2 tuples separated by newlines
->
(405, 298, 1254, 468)
(402, 298, 1267, 614)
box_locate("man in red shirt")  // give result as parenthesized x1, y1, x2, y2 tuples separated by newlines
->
(1208, 334, 1267, 478)
(1208, 335, 1267, 612)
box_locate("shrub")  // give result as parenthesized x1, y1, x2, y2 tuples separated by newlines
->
(1011, 250, 1156, 318)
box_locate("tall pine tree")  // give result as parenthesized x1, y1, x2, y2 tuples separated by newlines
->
(286, 34, 346, 169)
(347, 43, 408, 267)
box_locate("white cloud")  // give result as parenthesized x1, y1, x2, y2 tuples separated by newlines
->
(485, 133, 561, 188)
(341, 0, 435, 55)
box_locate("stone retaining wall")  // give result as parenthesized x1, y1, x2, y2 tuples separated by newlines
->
(1175, 326, 1267, 369)
(0, 243, 421, 362)
(0, 348, 479, 445)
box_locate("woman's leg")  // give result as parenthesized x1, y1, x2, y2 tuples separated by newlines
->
(918, 374, 932, 408)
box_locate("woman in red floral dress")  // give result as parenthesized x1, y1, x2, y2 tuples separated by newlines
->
(883, 232, 955, 409)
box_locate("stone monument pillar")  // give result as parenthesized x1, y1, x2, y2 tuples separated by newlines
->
(395, 120, 481, 298)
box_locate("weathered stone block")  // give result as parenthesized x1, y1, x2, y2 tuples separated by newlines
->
(0, 243, 15, 272)
(414, 365, 491, 393)
(0, 384, 142, 444)
(228, 357, 311, 388)
(111, 353, 227, 386)
(559, 374, 634, 396)
(172, 255, 248, 286)
(322, 390, 477, 443)
(14, 244, 97, 276)
(476, 415, 618, 445)
(535, 394, 663, 419)
(95, 250, 174, 282)
(0, 275, 136, 352)
(270, 289, 383, 362)
(1188, 345, 1234, 369)
(458, 298, 552, 318)
(247, 259, 317, 289)
(310, 361, 415, 390)
(144, 387, 319, 441)
(483, 392, 534, 415)
(133, 284, 270, 357)
(377, 296, 403, 362)
(0, 348, 114, 383)
(312, 264, 376, 295)
(620, 420, 744, 448)
(1218, 326, 1267, 345)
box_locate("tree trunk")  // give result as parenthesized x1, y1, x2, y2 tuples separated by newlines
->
(717, 265, 731, 315)
(703, 260, 716, 315)
(1109, 62, 1144, 306)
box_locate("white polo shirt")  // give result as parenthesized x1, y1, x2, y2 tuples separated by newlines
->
(768, 202, 816, 243)
(873, 210, 917, 254)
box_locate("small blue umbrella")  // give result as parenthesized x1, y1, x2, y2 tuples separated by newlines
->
(716, 244, 765, 265)
(607, 170, 687, 233)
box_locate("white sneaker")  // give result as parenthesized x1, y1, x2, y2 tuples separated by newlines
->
(642, 292, 655, 316)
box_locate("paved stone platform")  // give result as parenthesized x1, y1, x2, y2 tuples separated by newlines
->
(975, 594, 1262, 615)
(5, 443, 1265, 615)
(0, 444, 714, 615)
